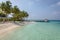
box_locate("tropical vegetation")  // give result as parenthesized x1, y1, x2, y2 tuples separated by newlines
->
(0, 1, 28, 21)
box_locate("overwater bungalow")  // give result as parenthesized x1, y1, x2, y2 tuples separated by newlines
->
(34, 19, 49, 22)
(44, 19, 49, 22)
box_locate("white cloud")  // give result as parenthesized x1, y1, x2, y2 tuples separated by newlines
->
(57, 2, 60, 6)
(50, 2, 60, 7)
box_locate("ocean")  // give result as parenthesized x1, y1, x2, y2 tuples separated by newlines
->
(0, 20, 60, 40)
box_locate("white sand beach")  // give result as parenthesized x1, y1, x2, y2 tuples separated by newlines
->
(0, 21, 35, 39)
(0, 22, 20, 38)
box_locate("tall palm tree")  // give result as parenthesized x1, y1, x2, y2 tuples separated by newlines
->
(0, 2, 6, 12)
(20, 11, 28, 18)
(5, 1, 12, 14)
(1, 1, 12, 14)
(12, 6, 20, 14)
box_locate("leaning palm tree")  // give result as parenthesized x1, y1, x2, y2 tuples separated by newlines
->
(19, 11, 28, 20)
(12, 6, 20, 14)
(0, 1, 29, 21)
(12, 6, 21, 21)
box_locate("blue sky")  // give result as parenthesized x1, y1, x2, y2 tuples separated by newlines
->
(0, 0, 60, 20)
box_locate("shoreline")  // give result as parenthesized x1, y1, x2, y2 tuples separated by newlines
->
(0, 21, 33, 39)
(0, 22, 20, 38)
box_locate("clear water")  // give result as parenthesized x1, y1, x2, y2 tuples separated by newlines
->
(0, 21, 60, 40)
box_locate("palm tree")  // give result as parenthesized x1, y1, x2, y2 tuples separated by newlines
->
(1, 1, 12, 21)
(0, 1, 12, 14)
(0, 2, 6, 13)
(0, 1, 29, 21)
(22, 11, 28, 17)
(12, 6, 20, 21)
(5, 1, 12, 14)
(12, 6, 20, 14)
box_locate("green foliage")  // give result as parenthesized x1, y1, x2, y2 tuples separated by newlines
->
(0, 1, 29, 21)
(0, 12, 6, 17)
(0, 1, 12, 14)
(12, 6, 20, 14)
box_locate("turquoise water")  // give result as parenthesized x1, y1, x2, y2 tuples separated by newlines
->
(1, 21, 60, 40)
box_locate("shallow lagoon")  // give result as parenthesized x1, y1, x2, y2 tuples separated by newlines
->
(1, 21, 60, 40)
